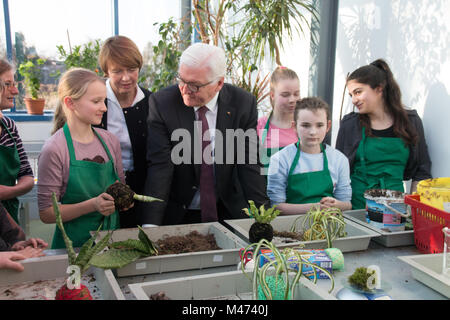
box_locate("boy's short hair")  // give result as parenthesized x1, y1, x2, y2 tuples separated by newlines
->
(99, 35, 143, 75)
(294, 97, 330, 122)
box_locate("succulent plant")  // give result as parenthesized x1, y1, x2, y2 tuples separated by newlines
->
(51, 192, 158, 300)
(243, 200, 281, 244)
(105, 181, 163, 211)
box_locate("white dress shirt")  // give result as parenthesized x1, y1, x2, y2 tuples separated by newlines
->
(105, 79, 145, 172)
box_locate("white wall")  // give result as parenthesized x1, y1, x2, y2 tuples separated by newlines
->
(332, 0, 450, 178)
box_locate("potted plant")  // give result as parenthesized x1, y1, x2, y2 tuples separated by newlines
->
(18, 58, 46, 115)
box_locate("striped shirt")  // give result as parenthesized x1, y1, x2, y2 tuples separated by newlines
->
(0, 116, 34, 179)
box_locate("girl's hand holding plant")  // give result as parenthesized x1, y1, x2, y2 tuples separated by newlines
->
(93, 193, 116, 216)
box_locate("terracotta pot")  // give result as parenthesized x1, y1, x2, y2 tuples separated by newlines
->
(24, 98, 45, 115)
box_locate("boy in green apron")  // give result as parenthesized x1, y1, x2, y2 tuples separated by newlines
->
(336, 59, 432, 210)
(267, 97, 352, 215)
(38, 68, 126, 249)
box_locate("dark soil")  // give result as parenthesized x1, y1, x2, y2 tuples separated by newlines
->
(156, 230, 220, 255)
(273, 230, 304, 241)
(249, 222, 274, 243)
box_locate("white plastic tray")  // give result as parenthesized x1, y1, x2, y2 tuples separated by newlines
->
(398, 253, 450, 298)
(0, 253, 124, 300)
(97, 222, 247, 277)
(343, 209, 415, 247)
(128, 270, 337, 300)
(224, 215, 380, 252)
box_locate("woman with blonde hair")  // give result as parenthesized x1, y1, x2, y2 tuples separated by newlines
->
(38, 68, 126, 249)
(0, 59, 34, 223)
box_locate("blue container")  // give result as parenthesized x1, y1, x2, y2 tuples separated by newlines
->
(364, 189, 407, 232)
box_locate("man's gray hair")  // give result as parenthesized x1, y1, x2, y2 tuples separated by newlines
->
(179, 43, 226, 80)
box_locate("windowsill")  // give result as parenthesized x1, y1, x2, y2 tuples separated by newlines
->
(3, 110, 54, 122)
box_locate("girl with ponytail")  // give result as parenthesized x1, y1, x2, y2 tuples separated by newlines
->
(336, 59, 431, 209)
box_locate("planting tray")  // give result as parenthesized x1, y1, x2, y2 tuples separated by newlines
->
(398, 253, 450, 298)
(0, 252, 124, 300)
(128, 270, 337, 300)
(343, 209, 415, 247)
(224, 215, 379, 253)
(96, 222, 247, 277)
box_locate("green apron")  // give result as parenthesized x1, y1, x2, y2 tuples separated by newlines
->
(260, 114, 290, 170)
(350, 128, 410, 209)
(286, 140, 334, 204)
(51, 124, 120, 249)
(0, 119, 21, 224)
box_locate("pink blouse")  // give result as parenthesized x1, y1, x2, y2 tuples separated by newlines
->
(257, 116, 298, 149)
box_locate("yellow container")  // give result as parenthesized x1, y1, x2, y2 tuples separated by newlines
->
(417, 178, 450, 213)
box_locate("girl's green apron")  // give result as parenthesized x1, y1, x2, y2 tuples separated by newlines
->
(286, 140, 334, 204)
(0, 119, 21, 224)
(51, 124, 120, 249)
(350, 127, 410, 209)
(260, 114, 291, 169)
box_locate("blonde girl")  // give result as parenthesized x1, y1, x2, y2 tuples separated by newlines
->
(257, 67, 300, 168)
(38, 68, 125, 249)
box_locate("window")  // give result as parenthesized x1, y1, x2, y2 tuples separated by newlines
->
(6, 0, 113, 111)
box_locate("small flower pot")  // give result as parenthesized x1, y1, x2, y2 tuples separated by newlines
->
(24, 98, 45, 115)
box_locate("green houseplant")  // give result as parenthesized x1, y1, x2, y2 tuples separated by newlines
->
(18, 58, 46, 115)
(56, 39, 102, 73)
(240, 239, 334, 300)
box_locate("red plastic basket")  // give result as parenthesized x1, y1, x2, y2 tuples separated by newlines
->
(404, 194, 450, 254)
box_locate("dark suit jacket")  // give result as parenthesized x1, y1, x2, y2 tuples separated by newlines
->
(95, 86, 152, 228)
(140, 83, 269, 225)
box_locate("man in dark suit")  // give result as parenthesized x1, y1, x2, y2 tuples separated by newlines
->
(140, 43, 269, 226)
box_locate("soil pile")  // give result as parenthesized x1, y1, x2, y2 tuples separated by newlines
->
(156, 231, 220, 255)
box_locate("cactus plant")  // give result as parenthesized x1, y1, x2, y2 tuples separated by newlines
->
(51, 192, 158, 300)
(243, 200, 281, 243)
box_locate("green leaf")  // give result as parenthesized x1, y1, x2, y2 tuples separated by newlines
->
(90, 249, 144, 269)
(137, 226, 158, 255)
(52, 193, 77, 265)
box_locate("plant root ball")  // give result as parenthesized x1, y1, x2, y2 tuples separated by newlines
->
(249, 222, 274, 244)
(55, 284, 93, 300)
(106, 182, 135, 211)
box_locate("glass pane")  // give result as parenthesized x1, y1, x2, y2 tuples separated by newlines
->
(0, 0, 6, 59)
(8, 0, 113, 111)
(118, 0, 181, 52)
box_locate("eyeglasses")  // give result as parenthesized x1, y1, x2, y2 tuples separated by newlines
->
(3, 81, 21, 89)
(176, 75, 216, 93)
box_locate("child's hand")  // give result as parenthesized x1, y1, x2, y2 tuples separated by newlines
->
(16, 246, 46, 259)
(12, 238, 48, 251)
(94, 192, 116, 216)
(320, 197, 338, 208)
(0, 251, 26, 271)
